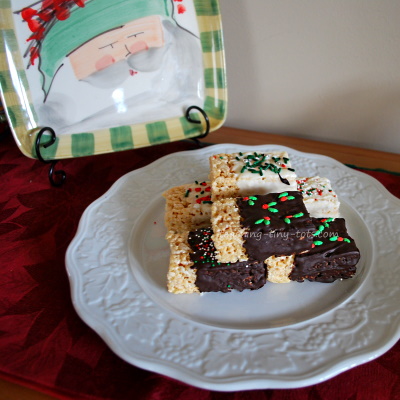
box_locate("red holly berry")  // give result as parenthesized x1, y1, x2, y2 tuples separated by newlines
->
(21, 8, 37, 21)
(55, 5, 70, 20)
(27, 19, 42, 32)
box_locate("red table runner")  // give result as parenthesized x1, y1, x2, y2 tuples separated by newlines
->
(0, 129, 399, 400)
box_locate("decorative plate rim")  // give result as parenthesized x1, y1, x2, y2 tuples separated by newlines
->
(65, 143, 400, 391)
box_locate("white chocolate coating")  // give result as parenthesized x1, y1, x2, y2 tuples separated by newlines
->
(210, 151, 297, 200)
(297, 176, 340, 218)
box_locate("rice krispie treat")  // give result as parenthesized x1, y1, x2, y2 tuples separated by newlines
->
(166, 228, 266, 293)
(265, 255, 295, 283)
(297, 176, 340, 218)
(211, 191, 316, 264)
(163, 180, 212, 233)
(209, 151, 297, 201)
(291, 218, 360, 282)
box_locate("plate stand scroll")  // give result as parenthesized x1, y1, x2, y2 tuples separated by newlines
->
(33, 105, 210, 187)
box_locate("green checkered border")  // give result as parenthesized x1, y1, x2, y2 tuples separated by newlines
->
(0, 0, 227, 159)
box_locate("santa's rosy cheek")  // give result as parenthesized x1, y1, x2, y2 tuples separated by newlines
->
(128, 40, 148, 54)
(95, 55, 115, 71)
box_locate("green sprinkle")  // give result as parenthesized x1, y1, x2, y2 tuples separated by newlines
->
(184, 190, 190, 197)
(293, 212, 304, 218)
(269, 208, 278, 213)
(344, 238, 351, 243)
(255, 219, 264, 224)
(284, 218, 291, 224)
(288, 168, 295, 172)
(248, 200, 255, 206)
(279, 192, 288, 198)
(268, 202, 277, 206)
(314, 240, 323, 246)
(220, 156, 224, 159)
(329, 236, 338, 242)
(283, 157, 290, 163)
(287, 196, 295, 200)
(227, 285, 232, 288)
(241, 166, 247, 173)
(253, 155, 266, 166)
(249, 196, 258, 200)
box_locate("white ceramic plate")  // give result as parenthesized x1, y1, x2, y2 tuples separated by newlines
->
(66, 144, 400, 391)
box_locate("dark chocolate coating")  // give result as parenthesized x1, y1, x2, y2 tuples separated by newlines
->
(237, 192, 315, 260)
(188, 228, 266, 292)
(290, 218, 360, 282)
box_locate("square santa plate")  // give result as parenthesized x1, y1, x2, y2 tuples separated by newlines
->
(0, 0, 227, 159)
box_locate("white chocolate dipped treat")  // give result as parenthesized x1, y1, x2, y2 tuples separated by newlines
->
(297, 176, 340, 218)
(209, 151, 297, 201)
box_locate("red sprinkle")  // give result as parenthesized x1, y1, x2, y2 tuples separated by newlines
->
(262, 204, 269, 209)
(196, 196, 211, 204)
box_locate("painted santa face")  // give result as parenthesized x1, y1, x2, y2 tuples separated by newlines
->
(68, 15, 165, 81)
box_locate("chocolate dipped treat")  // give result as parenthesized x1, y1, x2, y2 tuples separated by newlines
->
(290, 218, 360, 282)
(165, 228, 266, 293)
(211, 191, 316, 264)
(188, 228, 265, 293)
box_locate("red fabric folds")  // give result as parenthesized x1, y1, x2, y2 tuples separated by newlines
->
(0, 130, 399, 400)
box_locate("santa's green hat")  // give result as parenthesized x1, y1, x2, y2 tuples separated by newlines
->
(35, 0, 173, 98)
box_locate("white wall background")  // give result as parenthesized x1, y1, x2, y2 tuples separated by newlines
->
(218, 0, 400, 154)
